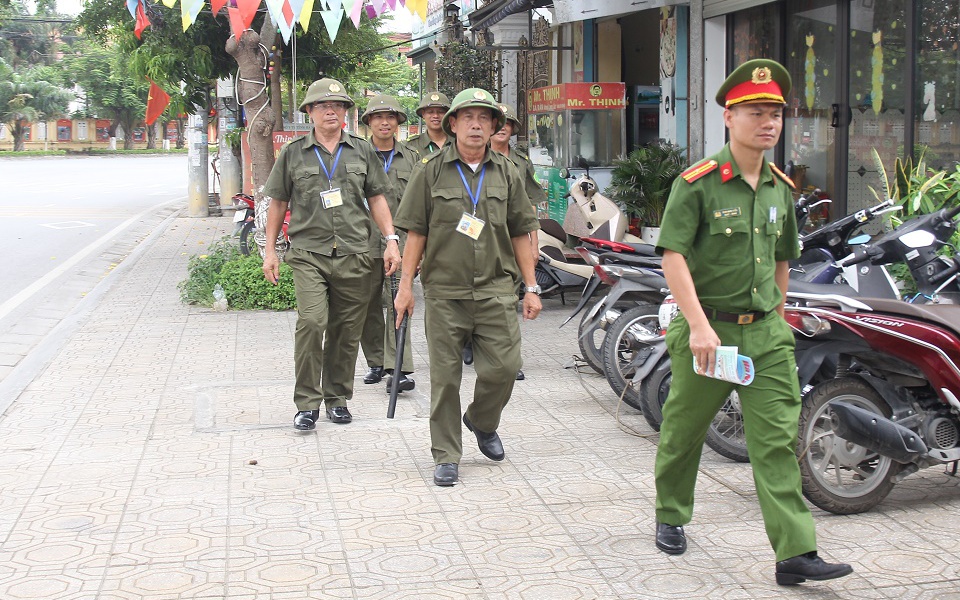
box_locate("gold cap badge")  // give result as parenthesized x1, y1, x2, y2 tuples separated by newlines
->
(430, 93, 439, 101)
(329, 83, 341, 92)
(473, 90, 486, 100)
(751, 67, 771, 84)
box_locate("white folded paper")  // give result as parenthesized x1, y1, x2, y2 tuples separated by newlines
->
(693, 345, 755, 386)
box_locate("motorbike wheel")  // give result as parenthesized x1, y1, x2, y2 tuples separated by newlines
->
(239, 220, 257, 256)
(797, 377, 900, 515)
(600, 305, 660, 411)
(577, 308, 609, 374)
(640, 360, 750, 463)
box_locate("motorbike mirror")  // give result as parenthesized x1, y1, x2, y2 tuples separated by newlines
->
(848, 234, 871, 245)
(559, 168, 570, 178)
(899, 230, 937, 249)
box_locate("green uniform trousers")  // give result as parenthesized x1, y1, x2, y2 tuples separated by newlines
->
(286, 247, 372, 411)
(654, 312, 818, 562)
(360, 258, 414, 373)
(424, 296, 522, 464)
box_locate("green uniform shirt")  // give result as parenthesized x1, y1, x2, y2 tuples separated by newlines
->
(368, 139, 420, 256)
(263, 129, 391, 256)
(503, 147, 548, 207)
(406, 132, 451, 156)
(656, 144, 800, 314)
(394, 144, 539, 300)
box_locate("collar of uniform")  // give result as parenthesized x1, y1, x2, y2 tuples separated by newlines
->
(442, 142, 496, 167)
(717, 144, 775, 187)
(305, 128, 354, 151)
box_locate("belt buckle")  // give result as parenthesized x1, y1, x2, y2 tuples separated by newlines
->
(737, 313, 754, 325)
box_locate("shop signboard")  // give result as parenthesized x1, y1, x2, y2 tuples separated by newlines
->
(241, 129, 309, 195)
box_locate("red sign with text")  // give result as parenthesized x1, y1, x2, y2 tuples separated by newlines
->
(528, 82, 627, 113)
(241, 130, 308, 195)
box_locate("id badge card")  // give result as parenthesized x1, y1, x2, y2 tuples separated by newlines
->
(457, 212, 485, 240)
(321, 187, 343, 209)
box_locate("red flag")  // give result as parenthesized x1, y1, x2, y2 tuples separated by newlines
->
(236, 0, 260, 30)
(211, 0, 228, 17)
(134, 1, 150, 40)
(227, 7, 246, 40)
(145, 79, 171, 126)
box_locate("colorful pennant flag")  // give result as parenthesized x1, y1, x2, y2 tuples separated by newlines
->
(227, 6, 247, 38)
(161, 0, 177, 7)
(210, 0, 228, 17)
(298, 0, 316, 30)
(145, 79, 171, 126)
(320, 9, 344, 42)
(134, 0, 151, 39)
(236, 0, 261, 30)
(181, 0, 204, 31)
(126, 0, 139, 18)
(349, 0, 363, 27)
(327, 0, 342, 10)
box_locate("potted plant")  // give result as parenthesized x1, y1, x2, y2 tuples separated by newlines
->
(606, 141, 687, 244)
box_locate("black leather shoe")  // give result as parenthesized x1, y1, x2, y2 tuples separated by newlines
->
(655, 522, 687, 555)
(363, 366, 384, 384)
(434, 463, 458, 486)
(385, 373, 416, 392)
(462, 342, 474, 365)
(515, 370, 525, 380)
(293, 410, 319, 431)
(325, 406, 353, 424)
(776, 552, 853, 585)
(462, 413, 504, 461)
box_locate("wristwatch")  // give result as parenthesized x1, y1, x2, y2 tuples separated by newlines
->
(385, 234, 400, 242)
(524, 285, 542, 295)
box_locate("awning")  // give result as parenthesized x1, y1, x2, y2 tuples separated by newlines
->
(468, 0, 545, 31)
(406, 44, 437, 66)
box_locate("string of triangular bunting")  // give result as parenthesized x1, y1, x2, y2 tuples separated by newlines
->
(131, 0, 429, 45)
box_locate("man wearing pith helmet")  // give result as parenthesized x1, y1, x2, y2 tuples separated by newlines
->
(262, 77, 401, 431)
(393, 88, 541, 487)
(407, 91, 452, 155)
(652, 59, 852, 585)
(357, 94, 418, 394)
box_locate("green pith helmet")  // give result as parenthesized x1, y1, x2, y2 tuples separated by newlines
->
(441, 88, 506, 138)
(416, 91, 451, 117)
(497, 103, 521, 131)
(361, 94, 408, 125)
(298, 78, 355, 113)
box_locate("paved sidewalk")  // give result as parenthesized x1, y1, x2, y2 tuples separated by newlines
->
(1, 209, 960, 599)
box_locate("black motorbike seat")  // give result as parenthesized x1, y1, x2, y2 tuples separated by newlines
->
(539, 218, 567, 242)
(858, 297, 960, 337)
(788, 279, 860, 298)
(599, 252, 662, 269)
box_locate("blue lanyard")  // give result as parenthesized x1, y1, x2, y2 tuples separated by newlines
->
(455, 163, 486, 215)
(314, 145, 343, 187)
(381, 148, 395, 174)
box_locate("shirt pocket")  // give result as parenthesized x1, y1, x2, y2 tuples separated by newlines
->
(484, 185, 509, 224)
(432, 187, 466, 224)
(706, 217, 750, 264)
(293, 167, 321, 204)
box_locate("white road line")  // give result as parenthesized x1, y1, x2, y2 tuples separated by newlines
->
(0, 196, 185, 322)
(40, 221, 97, 230)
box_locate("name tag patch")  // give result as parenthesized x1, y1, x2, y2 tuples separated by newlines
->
(714, 207, 742, 219)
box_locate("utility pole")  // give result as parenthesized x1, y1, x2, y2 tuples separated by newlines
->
(187, 111, 209, 217)
(216, 77, 242, 206)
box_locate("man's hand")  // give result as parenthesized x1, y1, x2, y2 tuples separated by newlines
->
(521, 292, 542, 320)
(383, 241, 401, 276)
(262, 252, 280, 285)
(689, 322, 721, 377)
(394, 286, 414, 328)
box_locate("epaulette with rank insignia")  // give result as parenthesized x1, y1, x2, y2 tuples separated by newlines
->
(769, 162, 796, 189)
(680, 159, 718, 183)
(407, 133, 422, 141)
(421, 151, 442, 165)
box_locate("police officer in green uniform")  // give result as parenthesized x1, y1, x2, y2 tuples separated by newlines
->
(406, 91, 452, 155)
(358, 94, 418, 391)
(393, 88, 541, 487)
(652, 59, 852, 586)
(262, 78, 401, 431)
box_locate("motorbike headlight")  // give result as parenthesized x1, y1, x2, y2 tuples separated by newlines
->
(785, 311, 831, 337)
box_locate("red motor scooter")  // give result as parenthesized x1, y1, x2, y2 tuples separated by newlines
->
(233, 193, 290, 256)
(785, 204, 960, 514)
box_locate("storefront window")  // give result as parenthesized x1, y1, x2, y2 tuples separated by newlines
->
(731, 3, 781, 66)
(917, 0, 960, 170)
(784, 0, 839, 200)
(569, 110, 623, 166)
(846, 0, 906, 213)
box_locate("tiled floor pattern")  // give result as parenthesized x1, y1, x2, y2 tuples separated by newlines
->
(2, 213, 960, 598)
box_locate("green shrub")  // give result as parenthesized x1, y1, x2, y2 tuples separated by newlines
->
(178, 236, 296, 310)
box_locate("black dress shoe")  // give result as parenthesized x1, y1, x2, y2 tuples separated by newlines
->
(655, 522, 687, 555)
(776, 552, 853, 585)
(434, 463, 458, 486)
(325, 406, 353, 424)
(363, 366, 384, 384)
(462, 413, 504, 461)
(462, 342, 474, 365)
(515, 370, 525, 380)
(293, 410, 319, 430)
(385, 373, 416, 392)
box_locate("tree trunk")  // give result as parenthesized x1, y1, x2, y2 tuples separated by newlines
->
(12, 122, 25, 151)
(227, 17, 284, 257)
(146, 121, 157, 149)
(121, 113, 136, 149)
(176, 117, 185, 148)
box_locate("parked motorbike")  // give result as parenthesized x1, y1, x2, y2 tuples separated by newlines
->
(785, 204, 960, 514)
(237, 194, 290, 256)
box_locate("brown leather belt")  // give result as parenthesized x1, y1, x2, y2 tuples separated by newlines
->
(701, 305, 767, 325)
